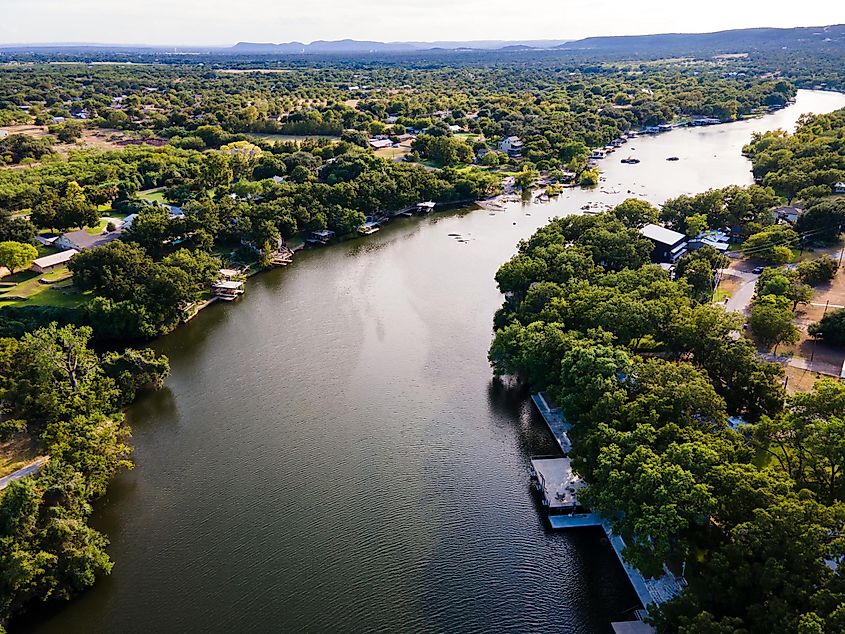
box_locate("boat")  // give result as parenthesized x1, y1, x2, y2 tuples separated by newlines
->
(620, 157, 640, 164)
(666, 156, 680, 161)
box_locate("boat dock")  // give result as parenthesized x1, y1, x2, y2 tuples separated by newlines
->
(529, 393, 685, 616)
(530, 393, 571, 452)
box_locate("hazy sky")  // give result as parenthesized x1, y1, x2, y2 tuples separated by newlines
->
(2, 0, 843, 46)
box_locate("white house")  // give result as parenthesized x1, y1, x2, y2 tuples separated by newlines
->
(499, 136, 524, 157)
(835, 182, 845, 194)
(31, 249, 79, 273)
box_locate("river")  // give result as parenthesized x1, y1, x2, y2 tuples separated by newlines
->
(20, 89, 845, 634)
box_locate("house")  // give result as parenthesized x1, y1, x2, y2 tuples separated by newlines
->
(499, 136, 524, 157)
(640, 223, 688, 263)
(835, 182, 845, 194)
(774, 206, 803, 224)
(30, 249, 79, 273)
(55, 230, 120, 251)
(122, 214, 138, 231)
(368, 138, 393, 150)
(385, 115, 399, 124)
(34, 235, 58, 247)
(447, 124, 463, 133)
(688, 229, 730, 253)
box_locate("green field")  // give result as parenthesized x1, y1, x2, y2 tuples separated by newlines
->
(0, 267, 87, 308)
(138, 187, 167, 203)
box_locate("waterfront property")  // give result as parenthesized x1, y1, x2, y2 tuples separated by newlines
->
(211, 280, 244, 301)
(416, 201, 436, 214)
(359, 220, 381, 235)
(639, 223, 688, 263)
(30, 249, 79, 273)
(529, 393, 686, 619)
(307, 229, 336, 245)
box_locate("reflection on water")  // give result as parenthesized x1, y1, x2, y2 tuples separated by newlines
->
(20, 90, 845, 634)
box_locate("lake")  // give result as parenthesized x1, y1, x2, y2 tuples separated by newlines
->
(21, 89, 845, 634)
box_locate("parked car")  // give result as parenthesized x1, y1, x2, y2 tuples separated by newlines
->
(752, 266, 764, 274)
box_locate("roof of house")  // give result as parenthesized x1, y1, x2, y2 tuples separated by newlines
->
(640, 223, 686, 246)
(368, 139, 393, 149)
(32, 249, 79, 269)
(212, 280, 244, 290)
(59, 230, 120, 250)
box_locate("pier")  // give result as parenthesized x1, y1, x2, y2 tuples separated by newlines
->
(529, 393, 686, 620)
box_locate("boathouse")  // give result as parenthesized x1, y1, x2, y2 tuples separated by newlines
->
(211, 280, 245, 301)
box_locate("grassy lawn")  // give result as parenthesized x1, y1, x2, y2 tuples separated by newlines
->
(0, 432, 37, 480)
(84, 218, 110, 235)
(138, 187, 167, 203)
(0, 266, 87, 308)
(713, 288, 732, 302)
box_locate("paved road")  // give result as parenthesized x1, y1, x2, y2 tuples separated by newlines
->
(0, 456, 49, 490)
(722, 268, 760, 315)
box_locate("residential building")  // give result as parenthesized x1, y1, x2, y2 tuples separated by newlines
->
(499, 136, 524, 157)
(640, 224, 688, 263)
(30, 249, 79, 273)
(55, 230, 120, 251)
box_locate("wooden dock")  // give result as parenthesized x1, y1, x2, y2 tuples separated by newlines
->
(529, 393, 686, 613)
(530, 392, 571, 453)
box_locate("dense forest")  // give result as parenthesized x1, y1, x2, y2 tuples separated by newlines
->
(489, 206, 845, 633)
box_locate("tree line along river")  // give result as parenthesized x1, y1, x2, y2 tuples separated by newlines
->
(18, 89, 845, 634)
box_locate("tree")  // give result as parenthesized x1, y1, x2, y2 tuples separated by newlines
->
(809, 309, 845, 346)
(0, 241, 37, 276)
(743, 226, 798, 263)
(123, 206, 175, 258)
(612, 198, 659, 228)
(0, 209, 36, 244)
(749, 296, 799, 351)
(797, 255, 838, 286)
(753, 379, 845, 503)
(11, 323, 118, 424)
(0, 134, 54, 165)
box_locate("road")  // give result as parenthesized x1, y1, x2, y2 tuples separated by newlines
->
(0, 456, 49, 490)
(722, 267, 760, 315)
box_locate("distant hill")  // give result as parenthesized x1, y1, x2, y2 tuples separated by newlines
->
(557, 24, 845, 54)
(229, 39, 569, 54)
(2, 24, 844, 57)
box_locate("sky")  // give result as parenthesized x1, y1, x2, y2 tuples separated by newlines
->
(2, 0, 844, 46)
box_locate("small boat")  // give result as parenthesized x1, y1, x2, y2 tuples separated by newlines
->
(666, 156, 680, 161)
(620, 157, 640, 164)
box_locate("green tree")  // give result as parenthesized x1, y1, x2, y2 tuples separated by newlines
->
(749, 296, 799, 351)
(0, 241, 38, 276)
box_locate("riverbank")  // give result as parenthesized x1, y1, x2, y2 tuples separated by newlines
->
(17, 89, 845, 634)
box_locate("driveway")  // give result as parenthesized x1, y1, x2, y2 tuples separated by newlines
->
(0, 456, 49, 490)
(722, 267, 759, 314)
